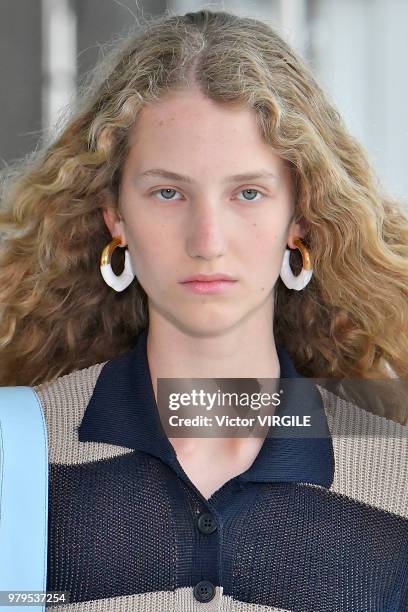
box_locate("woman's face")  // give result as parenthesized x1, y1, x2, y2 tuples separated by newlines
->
(103, 88, 305, 336)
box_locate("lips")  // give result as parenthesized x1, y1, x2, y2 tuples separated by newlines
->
(180, 273, 236, 283)
(180, 278, 237, 295)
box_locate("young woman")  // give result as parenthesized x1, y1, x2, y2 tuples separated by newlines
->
(1, 9, 407, 612)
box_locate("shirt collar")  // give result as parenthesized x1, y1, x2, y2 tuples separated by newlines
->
(78, 327, 334, 489)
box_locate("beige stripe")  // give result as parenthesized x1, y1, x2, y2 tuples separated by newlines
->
(317, 385, 408, 518)
(33, 362, 134, 465)
(48, 587, 289, 611)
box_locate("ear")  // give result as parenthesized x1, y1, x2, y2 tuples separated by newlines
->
(102, 206, 127, 247)
(286, 216, 308, 249)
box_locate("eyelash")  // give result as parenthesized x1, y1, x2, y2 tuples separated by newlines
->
(149, 187, 266, 203)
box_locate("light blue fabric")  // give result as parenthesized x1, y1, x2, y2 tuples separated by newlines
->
(0, 387, 48, 611)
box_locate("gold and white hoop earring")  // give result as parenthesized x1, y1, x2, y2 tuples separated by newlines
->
(280, 237, 313, 291)
(100, 237, 135, 292)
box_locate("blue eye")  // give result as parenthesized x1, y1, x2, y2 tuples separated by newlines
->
(238, 188, 263, 202)
(152, 188, 180, 201)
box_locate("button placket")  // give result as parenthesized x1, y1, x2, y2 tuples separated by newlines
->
(193, 510, 219, 602)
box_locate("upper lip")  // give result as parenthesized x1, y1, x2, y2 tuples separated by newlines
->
(180, 273, 237, 282)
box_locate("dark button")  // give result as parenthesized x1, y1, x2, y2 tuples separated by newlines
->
(197, 512, 217, 534)
(193, 580, 216, 602)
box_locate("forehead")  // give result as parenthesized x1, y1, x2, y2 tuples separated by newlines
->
(124, 90, 287, 176)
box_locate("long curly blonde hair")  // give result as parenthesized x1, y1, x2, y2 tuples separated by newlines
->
(1, 10, 407, 418)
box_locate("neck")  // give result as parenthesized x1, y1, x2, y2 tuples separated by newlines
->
(146, 308, 280, 401)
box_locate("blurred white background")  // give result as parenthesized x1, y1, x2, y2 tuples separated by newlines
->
(1, 0, 407, 205)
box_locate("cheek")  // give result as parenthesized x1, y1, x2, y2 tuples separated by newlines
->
(249, 224, 282, 260)
(126, 224, 175, 283)
(247, 227, 285, 282)
(125, 213, 166, 256)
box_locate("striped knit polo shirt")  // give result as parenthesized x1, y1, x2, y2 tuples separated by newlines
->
(33, 326, 408, 611)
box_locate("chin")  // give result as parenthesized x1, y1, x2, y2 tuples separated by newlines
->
(174, 311, 243, 338)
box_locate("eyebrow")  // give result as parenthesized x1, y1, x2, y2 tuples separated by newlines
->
(133, 168, 279, 184)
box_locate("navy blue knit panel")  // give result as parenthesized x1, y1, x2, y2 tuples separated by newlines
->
(219, 482, 408, 611)
(46, 453, 188, 603)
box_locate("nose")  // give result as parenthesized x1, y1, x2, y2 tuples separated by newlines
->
(185, 200, 227, 260)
